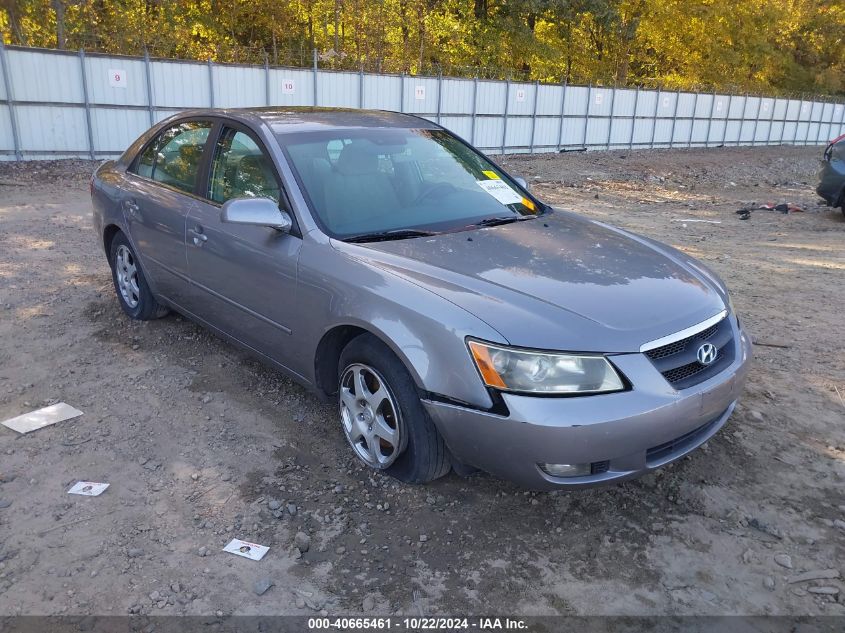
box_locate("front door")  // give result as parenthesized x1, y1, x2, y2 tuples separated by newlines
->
(122, 120, 213, 303)
(184, 125, 303, 369)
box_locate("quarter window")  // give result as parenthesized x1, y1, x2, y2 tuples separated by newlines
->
(208, 129, 280, 204)
(133, 121, 212, 194)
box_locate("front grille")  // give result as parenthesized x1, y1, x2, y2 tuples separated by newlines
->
(644, 316, 735, 389)
(663, 360, 709, 384)
(590, 460, 610, 475)
(646, 338, 687, 360)
(645, 321, 720, 361)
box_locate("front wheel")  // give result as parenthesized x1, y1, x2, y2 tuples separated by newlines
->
(109, 232, 169, 320)
(338, 334, 451, 484)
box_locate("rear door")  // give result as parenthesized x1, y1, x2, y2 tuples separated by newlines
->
(183, 122, 304, 369)
(122, 120, 214, 303)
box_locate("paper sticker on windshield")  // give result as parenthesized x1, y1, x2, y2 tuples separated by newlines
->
(482, 170, 500, 180)
(477, 179, 523, 205)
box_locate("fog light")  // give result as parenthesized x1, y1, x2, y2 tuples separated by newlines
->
(540, 462, 591, 478)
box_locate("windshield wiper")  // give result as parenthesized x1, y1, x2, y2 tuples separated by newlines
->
(472, 215, 536, 228)
(344, 228, 438, 243)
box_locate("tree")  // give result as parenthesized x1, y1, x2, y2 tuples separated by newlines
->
(0, 0, 841, 95)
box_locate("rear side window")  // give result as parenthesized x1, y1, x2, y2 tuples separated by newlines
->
(133, 121, 212, 194)
(208, 128, 280, 204)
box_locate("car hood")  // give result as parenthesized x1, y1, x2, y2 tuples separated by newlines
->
(333, 210, 727, 352)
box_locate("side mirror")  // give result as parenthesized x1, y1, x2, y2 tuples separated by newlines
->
(221, 197, 292, 233)
(514, 176, 529, 191)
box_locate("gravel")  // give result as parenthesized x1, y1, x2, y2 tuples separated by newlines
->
(253, 579, 274, 596)
(774, 554, 793, 569)
(294, 532, 311, 553)
(1, 147, 843, 617)
(787, 569, 841, 584)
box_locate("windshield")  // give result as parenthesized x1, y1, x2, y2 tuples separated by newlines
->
(280, 128, 541, 239)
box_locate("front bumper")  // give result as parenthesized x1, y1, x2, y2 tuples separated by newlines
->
(423, 319, 752, 490)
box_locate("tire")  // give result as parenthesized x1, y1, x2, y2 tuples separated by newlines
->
(108, 232, 169, 320)
(338, 334, 451, 484)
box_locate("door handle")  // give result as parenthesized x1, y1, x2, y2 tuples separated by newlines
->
(188, 226, 208, 247)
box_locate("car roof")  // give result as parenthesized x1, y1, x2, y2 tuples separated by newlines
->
(176, 107, 440, 135)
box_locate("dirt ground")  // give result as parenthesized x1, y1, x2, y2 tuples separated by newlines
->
(0, 145, 843, 618)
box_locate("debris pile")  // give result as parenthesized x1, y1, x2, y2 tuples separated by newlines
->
(736, 202, 805, 220)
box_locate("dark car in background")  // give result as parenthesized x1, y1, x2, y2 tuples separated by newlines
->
(817, 133, 845, 215)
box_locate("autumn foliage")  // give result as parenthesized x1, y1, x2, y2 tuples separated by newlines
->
(2, 0, 843, 95)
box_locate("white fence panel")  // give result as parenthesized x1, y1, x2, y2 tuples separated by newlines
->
(268, 68, 313, 106)
(403, 76, 439, 115)
(507, 82, 535, 117)
(533, 116, 559, 149)
(317, 71, 359, 108)
(0, 106, 12, 150)
(440, 115, 471, 140)
(90, 108, 150, 154)
(8, 49, 83, 103)
(213, 65, 265, 108)
(150, 60, 209, 108)
(474, 116, 504, 150)
(363, 75, 401, 110)
(441, 78, 474, 114)
(613, 88, 636, 117)
(474, 81, 505, 115)
(536, 84, 562, 116)
(85, 55, 148, 106)
(16, 104, 87, 152)
(1, 44, 844, 159)
(505, 116, 531, 150)
(564, 86, 589, 116)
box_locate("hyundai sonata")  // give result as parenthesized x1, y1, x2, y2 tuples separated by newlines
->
(91, 107, 752, 489)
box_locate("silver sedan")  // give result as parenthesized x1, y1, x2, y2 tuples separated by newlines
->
(91, 107, 752, 489)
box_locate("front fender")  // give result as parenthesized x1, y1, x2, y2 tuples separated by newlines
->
(295, 238, 504, 409)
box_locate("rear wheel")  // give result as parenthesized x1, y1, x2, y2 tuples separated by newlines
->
(109, 232, 169, 320)
(338, 334, 451, 484)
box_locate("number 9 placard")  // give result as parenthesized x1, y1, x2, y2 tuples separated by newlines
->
(108, 69, 127, 88)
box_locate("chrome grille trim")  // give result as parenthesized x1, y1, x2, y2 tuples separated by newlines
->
(639, 309, 727, 353)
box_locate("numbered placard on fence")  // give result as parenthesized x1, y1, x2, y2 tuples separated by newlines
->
(108, 69, 127, 88)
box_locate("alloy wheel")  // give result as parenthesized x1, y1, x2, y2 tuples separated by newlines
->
(339, 363, 405, 469)
(115, 244, 140, 309)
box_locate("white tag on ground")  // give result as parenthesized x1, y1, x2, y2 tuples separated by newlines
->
(1, 403, 83, 434)
(476, 179, 523, 206)
(68, 482, 110, 496)
(223, 538, 269, 561)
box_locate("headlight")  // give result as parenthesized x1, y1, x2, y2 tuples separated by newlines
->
(467, 340, 625, 395)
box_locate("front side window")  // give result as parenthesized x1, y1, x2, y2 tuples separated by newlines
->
(208, 128, 280, 204)
(133, 121, 212, 194)
(279, 128, 540, 239)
